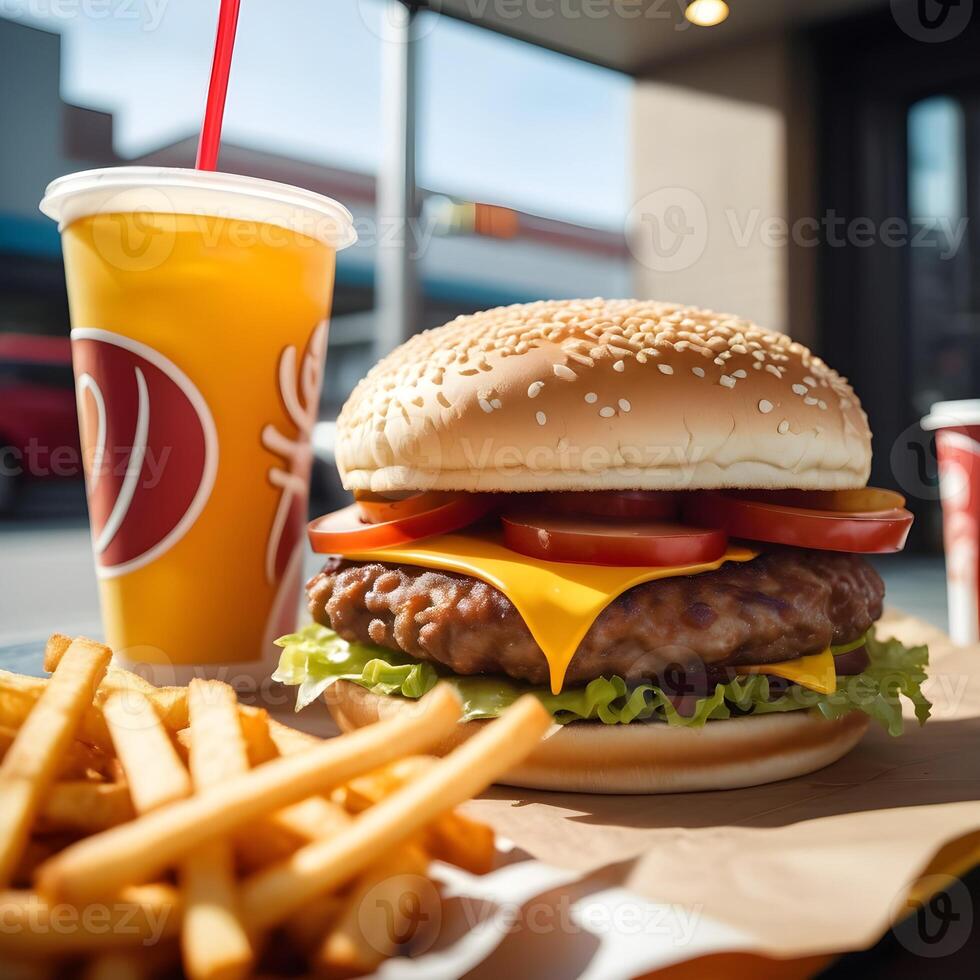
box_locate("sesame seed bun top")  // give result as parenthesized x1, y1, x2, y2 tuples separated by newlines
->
(335, 298, 872, 493)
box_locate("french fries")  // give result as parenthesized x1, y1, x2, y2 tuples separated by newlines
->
(38, 684, 462, 902)
(0, 633, 547, 977)
(0, 724, 108, 780)
(0, 638, 111, 886)
(315, 842, 431, 979)
(180, 679, 253, 980)
(103, 691, 192, 812)
(240, 696, 550, 932)
(0, 884, 180, 955)
(341, 757, 495, 874)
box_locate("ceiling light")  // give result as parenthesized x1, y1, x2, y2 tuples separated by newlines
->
(685, 0, 730, 27)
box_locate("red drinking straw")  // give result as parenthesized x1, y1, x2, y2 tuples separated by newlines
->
(195, 0, 242, 171)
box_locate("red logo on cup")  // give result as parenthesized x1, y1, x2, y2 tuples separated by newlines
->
(71, 328, 218, 578)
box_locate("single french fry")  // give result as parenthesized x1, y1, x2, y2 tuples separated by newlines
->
(35, 780, 135, 835)
(42, 633, 73, 673)
(426, 809, 496, 875)
(180, 679, 253, 980)
(0, 884, 180, 956)
(0, 637, 112, 887)
(240, 695, 549, 932)
(82, 952, 145, 980)
(315, 843, 431, 979)
(0, 724, 108, 780)
(37, 685, 462, 903)
(103, 691, 192, 813)
(267, 717, 323, 756)
(342, 757, 495, 874)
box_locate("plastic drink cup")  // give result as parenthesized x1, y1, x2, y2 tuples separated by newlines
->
(40, 167, 356, 693)
(922, 400, 980, 645)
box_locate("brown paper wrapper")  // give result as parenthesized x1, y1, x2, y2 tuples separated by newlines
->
(460, 610, 980, 965)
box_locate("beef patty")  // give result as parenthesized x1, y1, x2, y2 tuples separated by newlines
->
(307, 549, 884, 687)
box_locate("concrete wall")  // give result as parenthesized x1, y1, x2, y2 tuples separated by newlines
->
(630, 35, 816, 344)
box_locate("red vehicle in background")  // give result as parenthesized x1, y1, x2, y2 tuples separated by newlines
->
(0, 333, 80, 513)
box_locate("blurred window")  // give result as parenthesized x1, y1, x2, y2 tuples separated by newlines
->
(417, 12, 630, 231)
(907, 96, 975, 419)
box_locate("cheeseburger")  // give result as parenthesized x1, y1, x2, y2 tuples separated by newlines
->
(275, 299, 930, 793)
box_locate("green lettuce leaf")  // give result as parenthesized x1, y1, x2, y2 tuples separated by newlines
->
(273, 626, 930, 735)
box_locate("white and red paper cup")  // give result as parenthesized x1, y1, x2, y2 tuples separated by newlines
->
(922, 400, 980, 645)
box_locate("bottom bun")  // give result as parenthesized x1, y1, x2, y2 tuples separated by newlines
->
(326, 681, 871, 794)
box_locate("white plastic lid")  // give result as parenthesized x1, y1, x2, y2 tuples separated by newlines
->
(921, 399, 980, 430)
(39, 166, 357, 250)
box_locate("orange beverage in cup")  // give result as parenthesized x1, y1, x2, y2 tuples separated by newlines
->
(40, 168, 356, 692)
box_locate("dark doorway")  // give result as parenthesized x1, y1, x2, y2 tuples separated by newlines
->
(814, 6, 980, 552)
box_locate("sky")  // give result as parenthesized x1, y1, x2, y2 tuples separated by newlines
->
(3, 0, 631, 230)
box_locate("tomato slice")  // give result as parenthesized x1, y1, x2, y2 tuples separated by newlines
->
(733, 487, 906, 514)
(501, 513, 728, 566)
(309, 494, 496, 553)
(682, 491, 913, 553)
(540, 490, 680, 521)
(354, 490, 457, 525)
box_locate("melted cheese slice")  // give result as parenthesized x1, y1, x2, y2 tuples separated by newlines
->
(735, 647, 837, 695)
(340, 532, 757, 694)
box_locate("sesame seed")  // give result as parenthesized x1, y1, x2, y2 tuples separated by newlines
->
(765, 365, 782, 377)
(491, 398, 502, 410)
(758, 399, 773, 414)
(527, 381, 544, 398)
(804, 376, 817, 386)
(818, 400, 827, 410)
(613, 360, 625, 373)
(553, 364, 577, 381)
(732, 344, 748, 354)
(536, 411, 547, 426)
(778, 420, 790, 434)
(720, 375, 736, 388)
(733, 369, 747, 379)
(437, 392, 450, 408)
(585, 392, 598, 404)
(804, 396, 818, 406)
(657, 364, 674, 375)
(479, 398, 493, 414)
(792, 384, 808, 396)
(692, 366, 706, 378)
(599, 406, 616, 418)
(618, 399, 631, 412)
